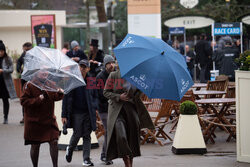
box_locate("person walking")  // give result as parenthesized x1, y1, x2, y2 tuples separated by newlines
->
(185, 45, 195, 79)
(62, 59, 96, 166)
(213, 38, 239, 81)
(88, 39, 104, 77)
(20, 70, 64, 167)
(16, 42, 32, 124)
(61, 42, 70, 55)
(195, 34, 212, 83)
(103, 69, 154, 167)
(96, 55, 115, 165)
(0, 40, 17, 124)
(66, 40, 87, 62)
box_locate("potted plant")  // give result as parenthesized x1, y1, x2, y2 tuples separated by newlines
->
(235, 50, 250, 163)
(235, 50, 250, 71)
(172, 100, 207, 154)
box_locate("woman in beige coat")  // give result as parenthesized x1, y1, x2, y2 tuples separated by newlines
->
(103, 70, 154, 167)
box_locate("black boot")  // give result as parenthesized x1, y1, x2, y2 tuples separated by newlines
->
(3, 118, 8, 124)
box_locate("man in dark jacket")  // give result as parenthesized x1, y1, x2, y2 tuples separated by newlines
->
(183, 45, 195, 79)
(61, 59, 96, 166)
(88, 39, 104, 77)
(96, 55, 115, 165)
(213, 39, 239, 81)
(195, 34, 212, 83)
(16, 42, 32, 124)
(66, 40, 87, 63)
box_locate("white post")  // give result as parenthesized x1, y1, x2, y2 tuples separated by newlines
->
(240, 22, 243, 53)
(212, 23, 215, 70)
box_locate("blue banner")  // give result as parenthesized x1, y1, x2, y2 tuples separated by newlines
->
(169, 27, 185, 35)
(214, 23, 241, 36)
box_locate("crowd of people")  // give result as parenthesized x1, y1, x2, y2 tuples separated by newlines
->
(1, 38, 152, 167)
(0, 34, 242, 167)
(171, 34, 241, 82)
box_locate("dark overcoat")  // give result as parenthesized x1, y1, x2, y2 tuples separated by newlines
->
(21, 82, 64, 143)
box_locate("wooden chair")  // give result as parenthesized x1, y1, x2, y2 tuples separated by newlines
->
(205, 80, 228, 98)
(141, 99, 174, 146)
(215, 75, 229, 81)
(225, 87, 235, 98)
(95, 111, 105, 139)
(147, 99, 162, 113)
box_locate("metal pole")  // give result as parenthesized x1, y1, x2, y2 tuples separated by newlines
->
(193, 34, 197, 82)
(212, 23, 215, 70)
(110, 1, 116, 50)
(184, 30, 186, 57)
(240, 22, 243, 53)
(85, 0, 90, 50)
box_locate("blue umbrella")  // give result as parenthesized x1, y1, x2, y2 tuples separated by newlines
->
(114, 34, 193, 101)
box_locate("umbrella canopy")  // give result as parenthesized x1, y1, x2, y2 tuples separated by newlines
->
(114, 34, 193, 101)
(22, 46, 85, 94)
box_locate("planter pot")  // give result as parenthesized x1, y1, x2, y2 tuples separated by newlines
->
(236, 70, 250, 163)
(13, 78, 22, 98)
(172, 114, 207, 154)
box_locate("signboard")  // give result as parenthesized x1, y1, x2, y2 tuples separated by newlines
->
(180, 0, 199, 9)
(31, 15, 56, 48)
(127, 0, 161, 38)
(164, 16, 214, 29)
(127, 0, 160, 14)
(213, 22, 241, 36)
(242, 15, 250, 25)
(169, 27, 185, 35)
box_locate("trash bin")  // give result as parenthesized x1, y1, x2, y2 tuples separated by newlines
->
(210, 70, 219, 81)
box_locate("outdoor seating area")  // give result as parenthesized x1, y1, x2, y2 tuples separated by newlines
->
(140, 76, 236, 146)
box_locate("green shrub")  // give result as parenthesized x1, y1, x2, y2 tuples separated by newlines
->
(235, 50, 250, 71)
(180, 100, 198, 115)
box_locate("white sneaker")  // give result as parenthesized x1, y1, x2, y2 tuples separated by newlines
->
(83, 158, 94, 166)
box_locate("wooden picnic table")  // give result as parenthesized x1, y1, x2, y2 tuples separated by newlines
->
(195, 98, 236, 143)
(193, 90, 226, 96)
(193, 90, 226, 99)
(192, 83, 207, 90)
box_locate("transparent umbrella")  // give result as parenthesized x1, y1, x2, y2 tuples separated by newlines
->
(21, 46, 85, 94)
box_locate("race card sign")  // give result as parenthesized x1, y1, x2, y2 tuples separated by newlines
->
(34, 24, 52, 48)
(213, 22, 241, 36)
(31, 15, 57, 48)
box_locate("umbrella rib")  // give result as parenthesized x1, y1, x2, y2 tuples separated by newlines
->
(168, 59, 189, 100)
(37, 47, 58, 68)
(146, 54, 179, 99)
(145, 54, 182, 100)
(123, 52, 161, 78)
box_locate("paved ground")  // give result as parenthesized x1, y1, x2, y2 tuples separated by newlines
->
(0, 99, 250, 167)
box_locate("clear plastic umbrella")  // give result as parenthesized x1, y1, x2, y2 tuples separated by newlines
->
(21, 46, 85, 94)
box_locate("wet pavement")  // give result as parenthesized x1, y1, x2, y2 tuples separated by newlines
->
(0, 99, 250, 167)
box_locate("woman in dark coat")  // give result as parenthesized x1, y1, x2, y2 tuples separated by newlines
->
(0, 40, 17, 124)
(88, 39, 104, 77)
(103, 70, 154, 167)
(20, 71, 64, 167)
